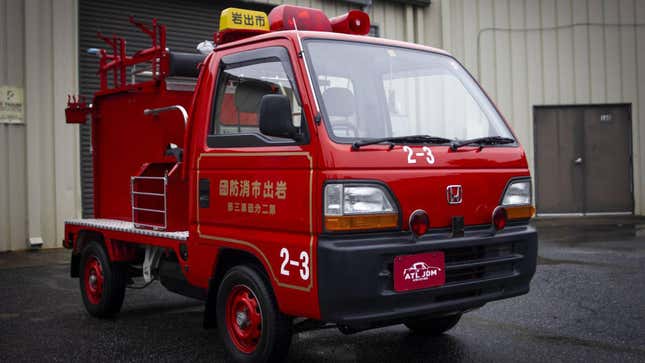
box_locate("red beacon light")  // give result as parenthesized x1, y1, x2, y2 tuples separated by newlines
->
(268, 5, 332, 32)
(268, 5, 371, 35)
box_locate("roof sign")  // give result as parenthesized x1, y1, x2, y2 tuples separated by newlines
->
(217, 8, 270, 44)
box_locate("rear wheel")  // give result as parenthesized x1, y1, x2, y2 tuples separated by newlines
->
(404, 313, 462, 336)
(216, 265, 292, 363)
(79, 241, 127, 317)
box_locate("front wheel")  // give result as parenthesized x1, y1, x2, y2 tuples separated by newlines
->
(404, 313, 462, 336)
(216, 265, 292, 363)
(79, 241, 127, 318)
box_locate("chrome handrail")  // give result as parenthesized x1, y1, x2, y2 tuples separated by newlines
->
(143, 105, 188, 127)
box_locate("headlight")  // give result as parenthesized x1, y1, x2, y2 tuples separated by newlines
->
(502, 179, 531, 206)
(498, 179, 535, 222)
(324, 183, 398, 231)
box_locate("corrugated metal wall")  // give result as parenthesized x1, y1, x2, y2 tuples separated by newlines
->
(0, 0, 27, 251)
(441, 0, 645, 214)
(0, 0, 80, 251)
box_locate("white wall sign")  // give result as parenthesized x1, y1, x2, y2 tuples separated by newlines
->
(0, 86, 24, 124)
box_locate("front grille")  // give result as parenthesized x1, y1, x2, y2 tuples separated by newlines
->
(444, 243, 514, 264)
(383, 241, 522, 293)
(444, 242, 520, 284)
(445, 262, 515, 283)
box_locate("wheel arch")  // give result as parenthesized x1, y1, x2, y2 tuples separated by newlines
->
(203, 247, 270, 329)
(71, 230, 106, 277)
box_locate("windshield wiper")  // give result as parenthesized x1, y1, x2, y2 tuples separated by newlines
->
(449, 136, 515, 151)
(351, 135, 452, 150)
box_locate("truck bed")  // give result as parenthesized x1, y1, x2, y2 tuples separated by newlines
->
(65, 219, 188, 241)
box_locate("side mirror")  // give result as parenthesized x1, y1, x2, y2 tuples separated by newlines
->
(259, 94, 300, 140)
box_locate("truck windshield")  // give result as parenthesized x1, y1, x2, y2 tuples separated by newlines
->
(304, 40, 514, 143)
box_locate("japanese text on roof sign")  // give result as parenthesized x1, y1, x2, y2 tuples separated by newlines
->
(219, 8, 270, 32)
(230, 12, 266, 27)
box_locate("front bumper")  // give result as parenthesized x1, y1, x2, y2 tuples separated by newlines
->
(317, 225, 537, 326)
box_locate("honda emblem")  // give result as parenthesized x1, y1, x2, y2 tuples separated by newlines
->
(446, 185, 462, 205)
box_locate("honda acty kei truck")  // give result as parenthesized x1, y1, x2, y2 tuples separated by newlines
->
(63, 5, 537, 362)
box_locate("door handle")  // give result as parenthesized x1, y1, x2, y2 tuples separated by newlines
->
(574, 157, 583, 165)
(199, 178, 210, 208)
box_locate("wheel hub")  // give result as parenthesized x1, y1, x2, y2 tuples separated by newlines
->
(83, 256, 104, 305)
(89, 273, 97, 288)
(226, 285, 262, 353)
(236, 310, 250, 328)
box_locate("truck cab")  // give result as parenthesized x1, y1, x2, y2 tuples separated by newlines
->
(64, 5, 537, 363)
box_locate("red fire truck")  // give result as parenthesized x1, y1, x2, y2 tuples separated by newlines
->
(63, 5, 537, 362)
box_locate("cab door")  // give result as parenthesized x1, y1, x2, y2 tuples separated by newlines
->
(194, 42, 318, 317)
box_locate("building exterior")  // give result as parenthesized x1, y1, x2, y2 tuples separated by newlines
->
(1, 0, 644, 251)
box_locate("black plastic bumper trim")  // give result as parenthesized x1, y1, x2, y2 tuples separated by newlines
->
(316, 225, 537, 325)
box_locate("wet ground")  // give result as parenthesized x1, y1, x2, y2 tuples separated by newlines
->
(1, 217, 644, 362)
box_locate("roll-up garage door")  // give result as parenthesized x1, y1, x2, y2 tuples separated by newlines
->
(78, 0, 274, 217)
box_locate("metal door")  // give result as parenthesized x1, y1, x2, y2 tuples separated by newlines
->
(534, 107, 585, 213)
(534, 105, 633, 215)
(582, 106, 633, 213)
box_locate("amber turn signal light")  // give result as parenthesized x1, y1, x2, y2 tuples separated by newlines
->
(324, 214, 398, 232)
(492, 204, 535, 231)
(506, 205, 536, 220)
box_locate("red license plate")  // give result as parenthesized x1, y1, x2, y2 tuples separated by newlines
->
(393, 251, 445, 292)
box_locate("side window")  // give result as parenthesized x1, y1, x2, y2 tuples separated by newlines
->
(208, 58, 304, 147)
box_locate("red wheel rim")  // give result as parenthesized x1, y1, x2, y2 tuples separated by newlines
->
(83, 256, 104, 305)
(225, 285, 262, 353)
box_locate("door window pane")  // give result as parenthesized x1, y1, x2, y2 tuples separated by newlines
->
(211, 60, 302, 136)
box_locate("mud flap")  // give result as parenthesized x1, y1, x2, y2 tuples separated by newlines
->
(203, 278, 218, 329)
(70, 253, 80, 278)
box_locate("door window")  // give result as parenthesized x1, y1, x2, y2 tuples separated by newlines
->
(208, 50, 306, 148)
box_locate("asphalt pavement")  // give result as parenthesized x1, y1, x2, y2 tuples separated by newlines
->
(1, 217, 644, 362)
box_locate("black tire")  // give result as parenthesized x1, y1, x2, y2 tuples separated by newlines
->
(79, 241, 127, 318)
(216, 265, 292, 363)
(404, 313, 462, 336)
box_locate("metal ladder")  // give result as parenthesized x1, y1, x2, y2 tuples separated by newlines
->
(130, 174, 168, 231)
